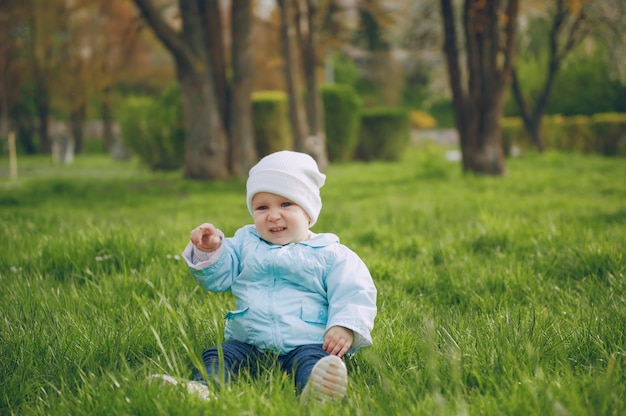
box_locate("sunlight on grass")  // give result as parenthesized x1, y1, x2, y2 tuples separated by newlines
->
(1, 147, 625, 415)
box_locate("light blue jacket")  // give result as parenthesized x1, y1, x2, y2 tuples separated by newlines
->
(182, 224, 377, 355)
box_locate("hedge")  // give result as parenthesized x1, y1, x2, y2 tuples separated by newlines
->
(321, 84, 362, 162)
(251, 91, 292, 157)
(356, 108, 410, 161)
(502, 113, 626, 156)
(116, 84, 184, 170)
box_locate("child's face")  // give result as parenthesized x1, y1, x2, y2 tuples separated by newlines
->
(251, 192, 311, 245)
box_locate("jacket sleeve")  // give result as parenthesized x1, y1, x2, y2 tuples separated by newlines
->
(324, 246, 377, 353)
(181, 228, 242, 292)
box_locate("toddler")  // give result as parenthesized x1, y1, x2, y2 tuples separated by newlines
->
(172, 151, 377, 405)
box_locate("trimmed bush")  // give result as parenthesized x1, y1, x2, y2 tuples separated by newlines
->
(322, 84, 362, 162)
(116, 83, 185, 170)
(542, 114, 566, 151)
(252, 91, 292, 157)
(501, 113, 626, 156)
(564, 115, 594, 153)
(590, 113, 626, 156)
(356, 108, 410, 161)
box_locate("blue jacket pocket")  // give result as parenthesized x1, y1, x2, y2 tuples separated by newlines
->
(300, 303, 328, 325)
(224, 307, 251, 342)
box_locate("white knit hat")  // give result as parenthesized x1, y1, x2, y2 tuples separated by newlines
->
(246, 151, 326, 226)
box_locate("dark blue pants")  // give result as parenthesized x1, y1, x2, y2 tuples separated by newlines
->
(192, 341, 329, 391)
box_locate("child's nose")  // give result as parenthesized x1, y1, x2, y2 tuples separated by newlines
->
(268, 208, 281, 221)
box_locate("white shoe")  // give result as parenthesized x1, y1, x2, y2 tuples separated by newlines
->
(149, 374, 213, 401)
(300, 355, 348, 405)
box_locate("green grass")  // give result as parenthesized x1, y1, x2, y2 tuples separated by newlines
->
(1, 147, 625, 415)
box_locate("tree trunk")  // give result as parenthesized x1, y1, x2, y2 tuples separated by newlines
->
(133, 0, 229, 179)
(70, 102, 86, 154)
(461, 98, 507, 174)
(440, 0, 518, 175)
(200, 0, 229, 136)
(101, 87, 113, 153)
(30, 1, 54, 154)
(229, 0, 256, 176)
(178, 0, 228, 179)
(177, 60, 229, 179)
(278, 0, 309, 153)
(297, 0, 328, 170)
(0, 67, 9, 137)
(35, 86, 51, 154)
(511, 69, 545, 152)
(16, 121, 38, 155)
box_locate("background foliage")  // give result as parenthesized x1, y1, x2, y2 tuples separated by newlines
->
(321, 83, 362, 162)
(251, 91, 292, 158)
(116, 83, 185, 170)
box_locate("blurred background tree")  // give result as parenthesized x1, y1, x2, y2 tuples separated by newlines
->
(510, 0, 626, 152)
(0, 0, 167, 155)
(1, 0, 625, 176)
(440, 0, 519, 175)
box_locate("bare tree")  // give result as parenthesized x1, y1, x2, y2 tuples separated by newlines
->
(29, 0, 69, 154)
(512, 0, 625, 152)
(0, 1, 28, 139)
(512, 0, 585, 152)
(133, 0, 257, 179)
(277, 0, 309, 154)
(440, 0, 519, 175)
(230, 0, 256, 175)
(202, 0, 229, 135)
(295, 0, 328, 169)
(133, 0, 230, 179)
(93, 0, 143, 153)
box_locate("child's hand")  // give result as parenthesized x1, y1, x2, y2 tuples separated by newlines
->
(190, 223, 222, 252)
(323, 326, 354, 358)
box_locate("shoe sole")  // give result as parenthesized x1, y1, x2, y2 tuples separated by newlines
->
(148, 374, 213, 401)
(301, 355, 348, 405)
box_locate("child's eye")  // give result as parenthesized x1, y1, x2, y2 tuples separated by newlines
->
(255, 205, 268, 211)
(281, 202, 292, 208)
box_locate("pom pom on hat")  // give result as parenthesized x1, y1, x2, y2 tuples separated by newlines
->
(246, 151, 326, 226)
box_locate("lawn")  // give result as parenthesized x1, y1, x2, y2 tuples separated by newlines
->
(1, 146, 625, 415)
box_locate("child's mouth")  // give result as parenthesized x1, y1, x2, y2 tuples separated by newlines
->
(270, 226, 286, 233)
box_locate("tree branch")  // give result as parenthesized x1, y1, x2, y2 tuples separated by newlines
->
(132, 0, 198, 70)
(501, 0, 518, 86)
(440, 0, 467, 136)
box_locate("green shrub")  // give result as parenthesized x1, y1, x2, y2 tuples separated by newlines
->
(507, 40, 626, 117)
(501, 117, 530, 156)
(563, 115, 594, 153)
(590, 113, 626, 156)
(428, 99, 456, 128)
(549, 54, 624, 116)
(503, 113, 626, 156)
(252, 91, 292, 157)
(541, 114, 566, 151)
(82, 137, 106, 155)
(332, 52, 360, 88)
(321, 84, 362, 162)
(356, 108, 410, 161)
(116, 83, 184, 170)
